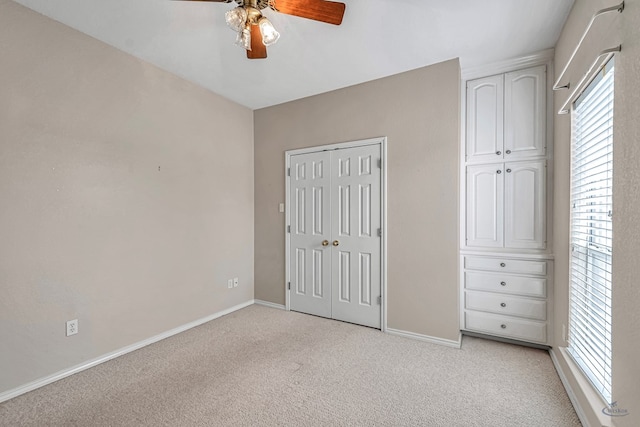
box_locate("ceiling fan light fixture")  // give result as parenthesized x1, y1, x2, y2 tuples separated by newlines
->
(235, 24, 252, 50)
(174, 0, 346, 59)
(225, 6, 248, 32)
(258, 17, 280, 46)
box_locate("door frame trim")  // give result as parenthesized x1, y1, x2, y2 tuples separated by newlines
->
(284, 137, 388, 331)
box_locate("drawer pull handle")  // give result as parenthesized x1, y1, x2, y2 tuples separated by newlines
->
(501, 324, 507, 329)
(500, 281, 507, 286)
(500, 263, 506, 267)
(500, 303, 507, 308)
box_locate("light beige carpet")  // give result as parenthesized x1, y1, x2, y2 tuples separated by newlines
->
(0, 304, 580, 426)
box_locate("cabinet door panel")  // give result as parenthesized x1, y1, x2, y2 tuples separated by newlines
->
(466, 74, 504, 162)
(504, 160, 546, 249)
(504, 66, 546, 158)
(466, 164, 504, 248)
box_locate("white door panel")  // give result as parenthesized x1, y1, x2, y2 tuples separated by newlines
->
(289, 144, 382, 329)
(289, 151, 332, 318)
(466, 164, 504, 248)
(331, 145, 381, 329)
(504, 66, 546, 159)
(505, 160, 546, 249)
(466, 74, 504, 162)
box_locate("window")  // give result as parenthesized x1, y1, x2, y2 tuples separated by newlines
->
(568, 59, 614, 403)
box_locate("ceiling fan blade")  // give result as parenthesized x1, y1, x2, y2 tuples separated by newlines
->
(247, 25, 268, 59)
(271, 0, 345, 25)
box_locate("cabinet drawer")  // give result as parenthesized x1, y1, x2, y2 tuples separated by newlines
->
(465, 271, 546, 297)
(465, 256, 547, 275)
(465, 291, 546, 320)
(465, 311, 547, 343)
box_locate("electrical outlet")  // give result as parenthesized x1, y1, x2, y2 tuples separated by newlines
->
(66, 319, 78, 337)
(227, 279, 233, 289)
(233, 278, 239, 288)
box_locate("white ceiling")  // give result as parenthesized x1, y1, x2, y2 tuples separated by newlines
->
(12, 0, 575, 109)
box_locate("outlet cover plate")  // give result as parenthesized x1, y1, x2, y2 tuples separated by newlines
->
(66, 319, 78, 336)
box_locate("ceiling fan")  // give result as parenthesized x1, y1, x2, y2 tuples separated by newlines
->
(175, 0, 346, 59)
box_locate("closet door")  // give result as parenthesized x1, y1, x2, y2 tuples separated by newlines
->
(289, 144, 382, 329)
(504, 160, 546, 249)
(466, 74, 504, 163)
(466, 163, 504, 248)
(504, 66, 546, 159)
(289, 151, 332, 318)
(330, 145, 381, 329)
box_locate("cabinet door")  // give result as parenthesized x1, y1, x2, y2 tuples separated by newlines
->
(466, 74, 504, 162)
(466, 164, 504, 248)
(504, 160, 546, 249)
(504, 66, 546, 159)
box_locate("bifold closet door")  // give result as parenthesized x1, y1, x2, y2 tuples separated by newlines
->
(289, 145, 381, 329)
(289, 151, 332, 319)
(330, 145, 381, 328)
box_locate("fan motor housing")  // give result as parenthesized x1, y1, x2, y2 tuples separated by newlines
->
(235, 0, 271, 10)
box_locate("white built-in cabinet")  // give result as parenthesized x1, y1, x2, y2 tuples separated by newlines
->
(461, 62, 553, 347)
(504, 160, 546, 249)
(467, 160, 546, 250)
(466, 65, 546, 163)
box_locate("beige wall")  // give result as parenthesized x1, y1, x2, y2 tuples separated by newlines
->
(254, 60, 461, 341)
(552, 0, 639, 425)
(0, 1, 254, 395)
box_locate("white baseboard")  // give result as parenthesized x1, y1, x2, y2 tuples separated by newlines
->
(549, 348, 596, 427)
(386, 328, 462, 349)
(0, 300, 254, 404)
(253, 299, 286, 310)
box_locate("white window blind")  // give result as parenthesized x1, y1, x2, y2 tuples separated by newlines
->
(568, 59, 614, 403)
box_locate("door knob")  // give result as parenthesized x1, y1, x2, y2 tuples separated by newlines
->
(322, 240, 329, 247)
(333, 240, 340, 247)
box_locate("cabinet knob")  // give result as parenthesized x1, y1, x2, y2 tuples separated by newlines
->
(500, 263, 506, 267)
(500, 281, 507, 286)
(506, 168, 512, 173)
(500, 303, 507, 308)
(501, 324, 507, 329)
(322, 240, 329, 247)
(497, 170, 502, 174)
(496, 151, 502, 155)
(506, 150, 512, 154)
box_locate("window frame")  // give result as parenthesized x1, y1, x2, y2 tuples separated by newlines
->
(567, 58, 614, 404)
